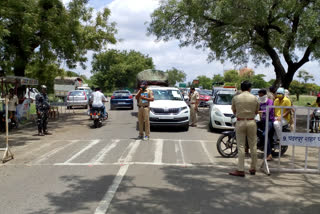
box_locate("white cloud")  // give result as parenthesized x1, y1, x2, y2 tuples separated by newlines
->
(67, 0, 320, 85)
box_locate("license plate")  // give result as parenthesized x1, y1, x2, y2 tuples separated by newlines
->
(118, 102, 126, 104)
(93, 115, 99, 119)
(161, 115, 174, 120)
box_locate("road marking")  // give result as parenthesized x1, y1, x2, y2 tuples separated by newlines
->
(89, 139, 119, 164)
(154, 139, 163, 164)
(63, 139, 100, 164)
(178, 140, 186, 165)
(200, 141, 215, 164)
(175, 142, 182, 164)
(31, 140, 79, 164)
(95, 140, 141, 214)
(22, 140, 56, 158)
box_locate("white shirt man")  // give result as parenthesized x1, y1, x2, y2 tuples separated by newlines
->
(91, 90, 107, 108)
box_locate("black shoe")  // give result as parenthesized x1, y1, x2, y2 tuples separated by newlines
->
(44, 131, 52, 135)
(38, 132, 45, 136)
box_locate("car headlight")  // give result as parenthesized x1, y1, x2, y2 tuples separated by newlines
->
(181, 106, 188, 111)
(214, 109, 223, 117)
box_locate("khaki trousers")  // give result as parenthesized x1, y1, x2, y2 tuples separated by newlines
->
(236, 120, 257, 171)
(138, 107, 150, 137)
(190, 104, 197, 125)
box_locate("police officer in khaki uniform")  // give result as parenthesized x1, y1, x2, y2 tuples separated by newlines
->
(135, 81, 154, 140)
(229, 81, 259, 177)
(189, 87, 199, 127)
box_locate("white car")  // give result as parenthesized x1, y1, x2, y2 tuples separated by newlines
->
(209, 90, 236, 131)
(149, 87, 190, 131)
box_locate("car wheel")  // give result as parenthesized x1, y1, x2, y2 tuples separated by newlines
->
(110, 105, 114, 110)
(84, 105, 88, 109)
(183, 124, 189, 131)
(130, 105, 134, 110)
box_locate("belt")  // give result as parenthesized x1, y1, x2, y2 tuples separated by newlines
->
(237, 118, 254, 121)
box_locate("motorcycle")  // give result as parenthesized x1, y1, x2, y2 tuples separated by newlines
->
(216, 116, 289, 158)
(310, 109, 320, 133)
(90, 107, 108, 128)
(0, 111, 18, 132)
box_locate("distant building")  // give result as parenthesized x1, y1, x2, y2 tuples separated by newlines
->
(238, 66, 254, 77)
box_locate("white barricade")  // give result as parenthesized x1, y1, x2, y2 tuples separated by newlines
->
(263, 105, 320, 175)
(0, 98, 14, 163)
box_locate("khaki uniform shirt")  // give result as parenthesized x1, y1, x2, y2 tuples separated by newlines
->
(190, 91, 199, 104)
(232, 91, 259, 119)
(138, 89, 154, 107)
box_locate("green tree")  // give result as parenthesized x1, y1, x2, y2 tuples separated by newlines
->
(148, 0, 320, 89)
(223, 70, 239, 83)
(297, 70, 314, 83)
(0, 0, 117, 77)
(212, 74, 224, 85)
(91, 49, 154, 92)
(197, 75, 212, 89)
(251, 74, 268, 89)
(166, 67, 186, 86)
(289, 80, 306, 101)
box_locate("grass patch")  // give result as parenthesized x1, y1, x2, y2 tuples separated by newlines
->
(290, 95, 316, 106)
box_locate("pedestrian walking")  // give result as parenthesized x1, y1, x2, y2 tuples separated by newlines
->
(189, 87, 199, 127)
(229, 81, 259, 177)
(135, 81, 154, 140)
(35, 85, 51, 136)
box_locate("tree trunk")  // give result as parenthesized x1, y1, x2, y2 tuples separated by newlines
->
(282, 66, 297, 89)
(13, 55, 28, 77)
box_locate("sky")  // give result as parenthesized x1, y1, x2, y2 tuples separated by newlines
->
(63, 0, 320, 84)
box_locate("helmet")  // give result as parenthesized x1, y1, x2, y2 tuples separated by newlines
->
(317, 92, 320, 98)
(276, 87, 285, 94)
(40, 85, 47, 89)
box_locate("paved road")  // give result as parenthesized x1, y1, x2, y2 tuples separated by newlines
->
(0, 103, 319, 214)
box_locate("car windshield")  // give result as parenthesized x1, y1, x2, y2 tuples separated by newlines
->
(114, 91, 130, 95)
(200, 90, 212, 95)
(152, 89, 183, 101)
(70, 91, 85, 96)
(251, 89, 259, 95)
(215, 94, 234, 105)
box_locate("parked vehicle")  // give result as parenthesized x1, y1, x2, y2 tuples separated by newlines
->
(209, 90, 236, 130)
(54, 77, 83, 102)
(250, 88, 260, 97)
(67, 90, 88, 109)
(212, 87, 237, 98)
(198, 89, 212, 107)
(216, 116, 289, 158)
(310, 109, 320, 133)
(90, 107, 104, 128)
(149, 87, 190, 131)
(110, 90, 134, 110)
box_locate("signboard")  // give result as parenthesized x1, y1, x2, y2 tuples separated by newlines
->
(179, 83, 186, 88)
(281, 132, 320, 147)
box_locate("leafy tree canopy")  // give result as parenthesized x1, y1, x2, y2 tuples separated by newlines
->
(197, 75, 212, 89)
(148, 0, 320, 89)
(223, 70, 239, 83)
(166, 67, 186, 86)
(297, 69, 314, 83)
(91, 49, 154, 92)
(0, 0, 117, 77)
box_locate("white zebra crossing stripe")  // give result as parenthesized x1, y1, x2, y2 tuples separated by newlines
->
(89, 139, 119, 164)
(63, 139, 101, 164)
(95, 140, 141, 214)
(200, 140, 215, 164)
(179, 140, 186, 165)
(30, 140, 79, 164)
(154, 139, 163, 164)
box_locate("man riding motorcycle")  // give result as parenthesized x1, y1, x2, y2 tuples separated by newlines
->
(90, 87, 107, 119)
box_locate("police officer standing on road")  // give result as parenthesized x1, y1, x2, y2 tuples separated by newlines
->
(189, 87, 199, 127)
(135, 81, 154, 141)
(229, 81, 259, 177)
(36, 85, 51, 136)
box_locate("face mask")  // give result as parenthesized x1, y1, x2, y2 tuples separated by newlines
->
(258, 95, 268, 103)
(276, 94, 283, 99)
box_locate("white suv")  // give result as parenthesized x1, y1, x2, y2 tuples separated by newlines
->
(149, 87, 190, 131)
